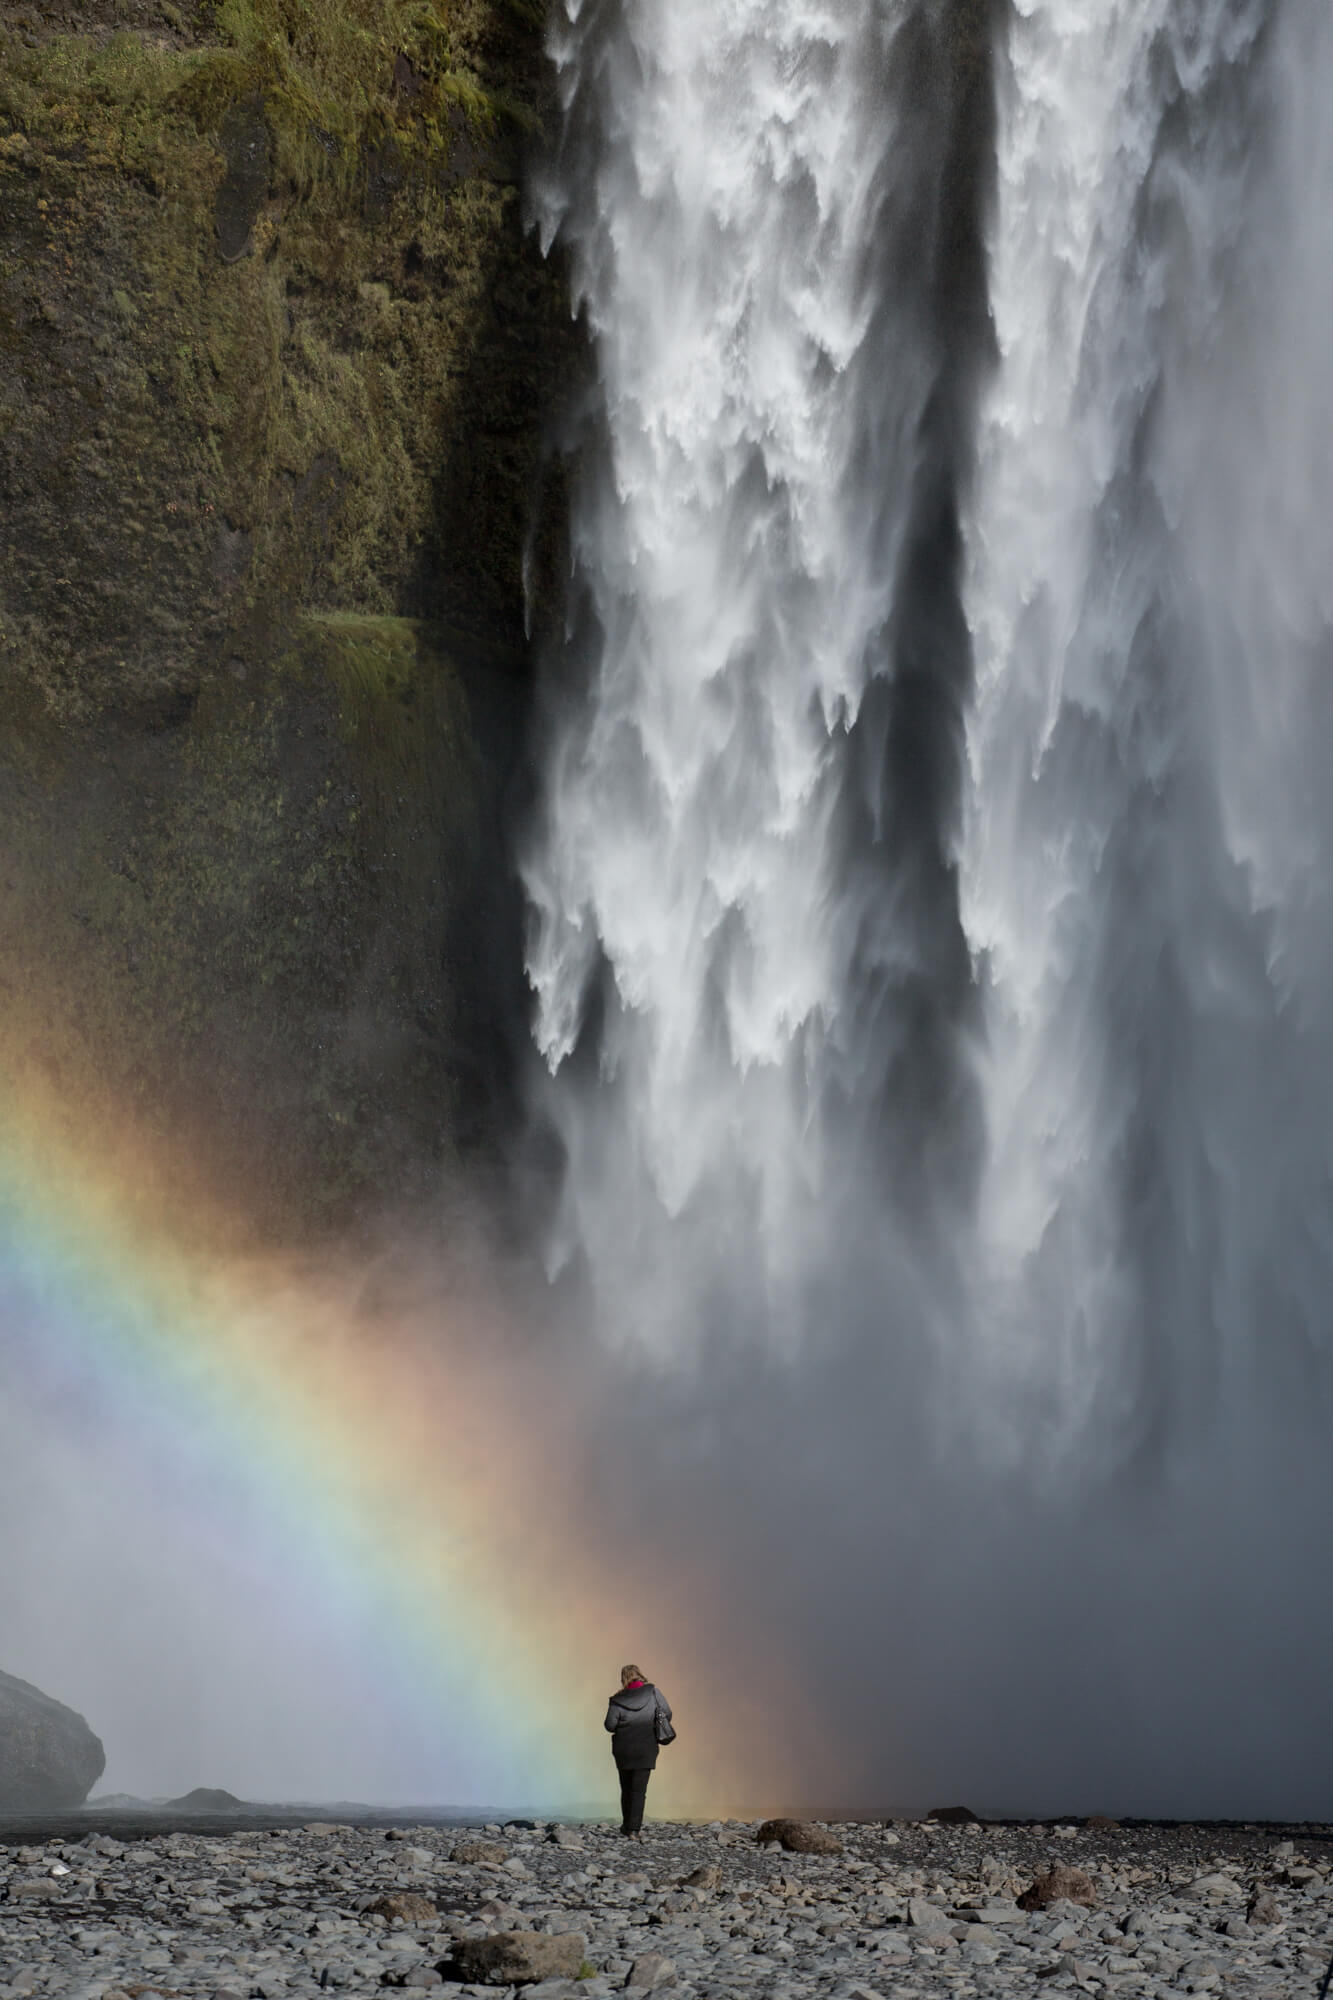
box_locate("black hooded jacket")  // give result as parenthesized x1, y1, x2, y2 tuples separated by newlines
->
(604, 1681, 672, 1771)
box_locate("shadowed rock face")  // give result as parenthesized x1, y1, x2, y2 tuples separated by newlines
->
(0, 1, 578, 1234)
(0, 1669, 105, 1809)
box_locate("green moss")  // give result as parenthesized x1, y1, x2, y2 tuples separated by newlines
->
(0, 0, 566, 713)
(0, 0, 568, 1228)
(0, 3, 531, 197)
(296, 611, 472, 813)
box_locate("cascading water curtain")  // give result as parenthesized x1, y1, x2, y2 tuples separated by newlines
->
(522, 0, 1333, 1813)
(524, 0, 994, 1357)
(961, 0, 1333, 1472)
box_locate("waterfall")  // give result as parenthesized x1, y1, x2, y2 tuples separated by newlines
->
(962, 0, 1333, 1472)
(524, 0, 993, 1355)
(521, 0, 1333, 1810)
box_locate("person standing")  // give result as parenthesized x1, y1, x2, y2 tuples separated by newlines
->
(604, 1663, 673, 1839)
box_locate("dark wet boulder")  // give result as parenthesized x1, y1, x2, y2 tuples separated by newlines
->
(754, 1818, 844, 1856)
(0, 1669, 105, 1809)
(1017, 1863, 1098, 1911)
(449, 1930, 587, 1985)
(367, 1890, 438, 1923)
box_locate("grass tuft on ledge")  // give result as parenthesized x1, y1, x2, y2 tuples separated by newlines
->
(0, 0, 536, 204)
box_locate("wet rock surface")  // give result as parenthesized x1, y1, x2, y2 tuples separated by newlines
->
(0, 1812, 1329, 1998)
(0, 0, 578, 1236)
(0, 1671, 104, 1811)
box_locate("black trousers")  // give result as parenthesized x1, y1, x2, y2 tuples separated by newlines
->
(618, 1765, 652, 1833)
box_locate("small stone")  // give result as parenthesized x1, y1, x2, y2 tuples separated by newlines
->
(367, 1891, 438, 1923)
(1017, 1865, 1098, 1911)
(1189, 1873, 1243, 1899)
(8, 1878, 65, 1900)
(452, 1840, 509, 1867)
(753, 1820, 844, 1856)
(450, 1930, 588, 1986)
(906, 1897, 953, 1932)
(625, 1952, 676, 1989)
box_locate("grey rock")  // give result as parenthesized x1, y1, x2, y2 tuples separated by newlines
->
(1017, 1866, 1098, 1911)
(906, 1898, 952, 1933)
(7, 1878, 66, 1901)
(625, 1953, 677, 1989)
(1187, 1873, 1242, 1900)
(453, 1841, 510, 1867)
(754, 1821, 844, 1857)
(0, 1669, 105, 1809)
(367, 1890, 438, 1923)
(451, 1931, 588, 1986)
(1247, 1889, 1281, 1926)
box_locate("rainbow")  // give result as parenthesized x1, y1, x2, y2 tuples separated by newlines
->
(0, 1048, 816, 1817)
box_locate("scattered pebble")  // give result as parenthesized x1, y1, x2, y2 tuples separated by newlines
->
(0, 1812, 1327, 1997)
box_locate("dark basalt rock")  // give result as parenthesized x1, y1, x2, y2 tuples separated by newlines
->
(214, 97, 270, 264)
(0, 1668, 105, 1809)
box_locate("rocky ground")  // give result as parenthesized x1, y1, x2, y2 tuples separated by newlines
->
(1, 1814, 1330, 2000)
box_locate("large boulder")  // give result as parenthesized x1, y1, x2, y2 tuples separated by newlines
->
(0, 1670, 105, 1809)
(1016, 1864, 1098, 1911)
(754, 1818, 844, 1856)
(450, 1931, 587, 1985)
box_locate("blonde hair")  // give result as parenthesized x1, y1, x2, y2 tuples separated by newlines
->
(620, 1663, 644, 1686)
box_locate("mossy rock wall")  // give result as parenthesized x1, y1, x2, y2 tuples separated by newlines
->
(0, 0, 574, 1230)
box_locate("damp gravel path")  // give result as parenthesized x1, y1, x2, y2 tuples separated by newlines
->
(1, 1814, 1330, 1999)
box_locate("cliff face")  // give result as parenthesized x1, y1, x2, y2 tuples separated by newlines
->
(0, 0, 573, 1230)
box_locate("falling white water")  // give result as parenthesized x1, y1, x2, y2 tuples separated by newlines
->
(526, 0, 1333, 1414)
(525, 0, 978, 1351)
(521, 0, 1333, 1814)
(961, 0, 1333, 1468)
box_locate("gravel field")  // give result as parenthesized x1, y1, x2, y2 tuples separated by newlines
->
(1, 1812, 1330, 1999)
